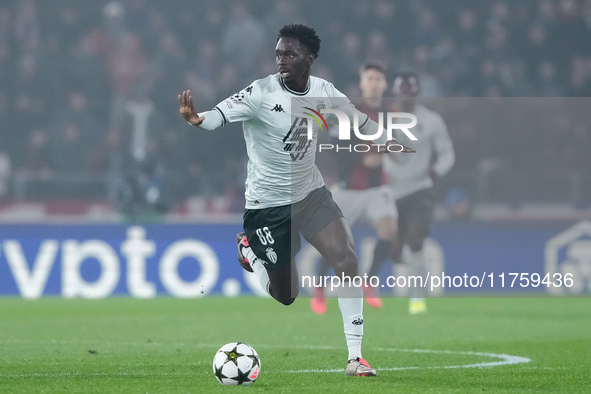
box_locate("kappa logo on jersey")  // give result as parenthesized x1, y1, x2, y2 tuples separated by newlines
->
(230, 91, 245, 102)
(265, 247, 278, 264)
(352, 318, 364, 326)
(271, 104, 285, 112)
(245, 86, 253, 94)
(283, 118, 312, 161)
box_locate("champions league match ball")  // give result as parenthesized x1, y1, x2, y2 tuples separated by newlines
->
(212, 342, 261, 385)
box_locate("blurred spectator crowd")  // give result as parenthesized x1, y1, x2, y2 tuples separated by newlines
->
(0, 0, 590, 214)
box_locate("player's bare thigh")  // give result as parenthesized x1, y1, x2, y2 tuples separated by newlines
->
(310, 217, 358, 278)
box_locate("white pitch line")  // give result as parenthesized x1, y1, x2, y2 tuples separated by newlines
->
(0, 344, 531, 377)
(286, 347, 531, 373)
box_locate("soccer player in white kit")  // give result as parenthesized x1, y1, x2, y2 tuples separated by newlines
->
(178, 24, 414, 376)
(377, 73, 455, 314)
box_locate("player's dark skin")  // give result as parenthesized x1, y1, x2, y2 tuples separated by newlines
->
(270, 38, 413, 304)
(178, 37, 413, 306)
(178, 37, 354, 305)
(270, 37, 358, 304)
(275, 37, 313, 93)
(391, 75, 430, 255)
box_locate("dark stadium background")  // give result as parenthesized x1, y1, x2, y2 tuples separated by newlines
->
(1, 3, 590, 392)
(0, 0, 589, 218)
(0, 0, 590, 299)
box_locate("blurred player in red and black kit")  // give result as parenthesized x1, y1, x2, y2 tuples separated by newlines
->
(311, 62, 398, 313)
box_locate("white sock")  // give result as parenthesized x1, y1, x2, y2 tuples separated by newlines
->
(338, 287, 364, 360)
(407, 248, 427, 299)
(243, 246, 270, 295)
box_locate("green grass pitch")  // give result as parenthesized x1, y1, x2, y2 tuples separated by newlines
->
(1, 297, 590, 393)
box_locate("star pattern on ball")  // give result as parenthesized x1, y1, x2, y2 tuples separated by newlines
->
(214, 362, 227, 381)
(247, 354, 260, 367)
(234, 365, 253, 385)
(224, 345, 245, 366)
(213, 342, 260, 386)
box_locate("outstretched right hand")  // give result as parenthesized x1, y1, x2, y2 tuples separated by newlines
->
(178, 90, 205, 126)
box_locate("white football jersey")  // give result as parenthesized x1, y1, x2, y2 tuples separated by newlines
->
(211, 73, 369, 209)
(382, 104, 455, 200)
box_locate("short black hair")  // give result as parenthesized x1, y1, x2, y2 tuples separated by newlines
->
(360, 61, 386, 76)
(278, 24, 321, 58)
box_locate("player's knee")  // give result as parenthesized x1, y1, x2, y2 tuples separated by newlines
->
(333, 249, 358, 276)
(377, 219, 397, 240)
(391, 243, 403, 260)
(407, 226, 428, 252)
(408, 238, 424, 252)
(279, 297, 296, 306)
(380, 229, 397, 241)
(271, 287, 298, 306)
(275, 293, 297, 306)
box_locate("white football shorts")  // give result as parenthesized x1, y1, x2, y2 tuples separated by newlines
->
(330, 184, 397, 228)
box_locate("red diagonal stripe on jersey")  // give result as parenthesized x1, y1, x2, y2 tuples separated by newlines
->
(304, 107, 329, 131)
